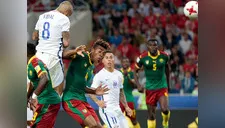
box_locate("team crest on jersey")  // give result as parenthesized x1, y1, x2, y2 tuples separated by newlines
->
(82, 109, 87, 113)
(159, 58, 164, 63)
(113, 81, 117, 88)
(29, 70, 32, 76)
(84, 63, 87, 67)
(145, 60, 149, 65)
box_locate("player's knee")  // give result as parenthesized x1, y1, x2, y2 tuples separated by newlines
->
(161, 105, 169, 113)
(88, 121, 98, 128)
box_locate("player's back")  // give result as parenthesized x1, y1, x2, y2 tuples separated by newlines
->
(96, 68, 123, 110)
(27, 56, 61, 104)
(35, 10, 70, 57)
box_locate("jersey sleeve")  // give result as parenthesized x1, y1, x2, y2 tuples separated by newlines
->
(135, 56, 143, 69)
(34, 16, 41, 30)
(35, 61, 48, 78)
(91, 74, 100, 89)
(119, 73, 124, 89)
(61, 17, 70, 32)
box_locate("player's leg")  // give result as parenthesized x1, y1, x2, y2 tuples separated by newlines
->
(62, 99, 99, 128)
(31, 103, 60, 128)
(120, 102, 134, 128)
(188, 117, 198, 128)
(117, 110, 129, 128)
(35, 52, 64, 96)
(158, 88, 170, 128)
(145, 90, 157, 128)
(84, 102, 103, 128)
(50, 59, 65, 96)
(126, 102, 140, 128)
(99, 110, 119, 128)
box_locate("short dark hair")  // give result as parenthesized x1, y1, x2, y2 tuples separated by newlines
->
(122, 56, 129, 61)
(92, 39, 111, 50)
(147, 39, 158, 43)
(27, 43, 36, 57)
(103, 50, 113, 57)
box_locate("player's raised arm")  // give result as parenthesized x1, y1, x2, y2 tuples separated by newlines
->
(62, 45, 86, 59)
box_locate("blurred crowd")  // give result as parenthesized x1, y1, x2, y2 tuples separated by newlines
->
(28, 0, 198, 95)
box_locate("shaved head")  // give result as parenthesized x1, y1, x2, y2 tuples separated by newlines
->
(56, 1, 73, 17)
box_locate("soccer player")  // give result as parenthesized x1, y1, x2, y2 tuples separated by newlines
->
(119, 57, 141, 128)
(90, 50, 133, 128)
(32, 1, 73, 95)
(62, 39, 111, 128)
(27, 43, 61, 128)
(134, 39, 171, 128)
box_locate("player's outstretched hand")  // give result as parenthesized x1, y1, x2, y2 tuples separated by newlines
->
(125, 107, 133, 117)
(96, 100, 106, 108)
(95, 84, 109, 96)
(75, 45, 86, 57)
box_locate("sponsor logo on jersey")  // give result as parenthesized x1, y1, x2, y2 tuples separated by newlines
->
(159, 58, 164, 63)
(145, 60, 149, 65)
(84, 63, 87, 67)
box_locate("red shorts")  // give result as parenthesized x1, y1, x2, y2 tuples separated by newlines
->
(146, 88, 168, 106)
(62, 99, 100, 127)
(31, 103, 60, 128)
(120, 102, 136, 122)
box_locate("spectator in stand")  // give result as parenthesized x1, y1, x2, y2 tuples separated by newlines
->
(128, 2, 141, 18)
(109, 28, 123, 46)
(139, 0, 152, 16)
(181, 71, 195, 93)
(183, 58, 196, 75)
(163, 31, 178, 50)
(105, 19, 114, 37)
(113, 0, 127, 12)
(178, 31, 192, 54)
(117, 35, 134, 60)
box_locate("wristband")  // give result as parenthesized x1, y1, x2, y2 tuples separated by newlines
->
(32, 93, 37, 99)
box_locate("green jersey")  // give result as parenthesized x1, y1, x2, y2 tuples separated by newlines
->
(27, 56, 60, 104)
(86, 65, 95, 88)
(136, 50, 169, 90)
(63, 52, 92, 102)
(120, 67, 135, 103)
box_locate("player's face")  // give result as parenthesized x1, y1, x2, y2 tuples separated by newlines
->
(91, 46, 106, 63)
(122, 59, 130, 69)
(102, 53, 115, 68)
(147, 41, 158, 55)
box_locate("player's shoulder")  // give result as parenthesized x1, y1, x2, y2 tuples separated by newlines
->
(160, 51, 169, 56)
(139, 51, 148, 59)
(114, 69, 123, 76)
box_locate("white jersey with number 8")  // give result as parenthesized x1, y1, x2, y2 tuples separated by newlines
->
(35, 10, 70, 58)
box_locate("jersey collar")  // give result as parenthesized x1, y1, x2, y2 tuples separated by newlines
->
(148, 50, 160, 59)
(121, 67, 131, 73)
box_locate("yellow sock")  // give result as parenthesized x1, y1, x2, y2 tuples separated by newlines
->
(147, 119, 156, 128)
(134, 122, 141, 128)
(161, 111, 170, 126)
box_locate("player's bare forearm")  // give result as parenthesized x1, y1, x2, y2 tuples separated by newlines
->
(88, 94, 100, 103)
(166, 63, 170, 89)
(134, 68, 141, 88)
(33, 73, 49, 96)
(120, 89, 128, 108)
(62, 49, 76, 59)
(27, 82, 34, 101)
(62, 31, 70, 48)
(85, 87, 96, 94)
(32, 30, 39, 40)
